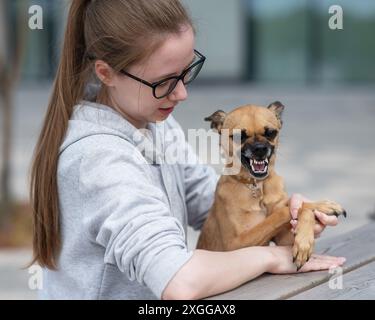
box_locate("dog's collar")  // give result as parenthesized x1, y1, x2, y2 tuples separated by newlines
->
(233, 176, 263, 198)
(234, 176, 258, 185)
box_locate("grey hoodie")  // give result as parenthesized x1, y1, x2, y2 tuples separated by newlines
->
(39, 101, 218, 300)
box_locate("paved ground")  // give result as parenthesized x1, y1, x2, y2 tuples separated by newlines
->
(1, 83, 374, 299)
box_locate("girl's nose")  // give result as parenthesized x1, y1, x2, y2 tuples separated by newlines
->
(168, 80, 188, 102)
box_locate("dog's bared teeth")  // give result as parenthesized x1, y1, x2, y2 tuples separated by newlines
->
(253, 159, 268, 165)
(249, 158, 268, 174)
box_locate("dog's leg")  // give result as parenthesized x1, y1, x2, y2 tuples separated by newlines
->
(273, 226, 294, 246)
(224, 206, 291, 251)
(292, 205, 315, 269)
(304, 200, 346, 219)
(293, 200, 346, 269)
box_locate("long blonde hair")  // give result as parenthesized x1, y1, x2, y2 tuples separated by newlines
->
(30, 0, 194, 269)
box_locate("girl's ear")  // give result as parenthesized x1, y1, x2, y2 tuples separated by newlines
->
(94, 60, 116, 86)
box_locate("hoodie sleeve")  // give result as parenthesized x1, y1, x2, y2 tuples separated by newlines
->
(183, 142, 219, 230)
(78, 135, 193, 299)
(166, 116, 219, 231)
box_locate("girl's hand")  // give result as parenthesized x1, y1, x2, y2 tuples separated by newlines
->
(289, 193, 339, 238)
(267, 246, 346, 274)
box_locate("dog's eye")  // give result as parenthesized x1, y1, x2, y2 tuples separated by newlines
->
(264, 128, 278, 140)
(230, 129, 248, 144)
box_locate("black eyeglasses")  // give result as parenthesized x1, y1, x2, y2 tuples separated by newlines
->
(120, 49, 206, 99)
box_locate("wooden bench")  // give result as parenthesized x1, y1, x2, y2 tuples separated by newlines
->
(208, 223, 375, 300)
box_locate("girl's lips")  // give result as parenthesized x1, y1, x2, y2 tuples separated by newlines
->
(158, 106, 175, 115)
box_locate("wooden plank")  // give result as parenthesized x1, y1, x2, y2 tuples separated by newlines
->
(207, 222, 375, 300)
(289, 261, 375, 299)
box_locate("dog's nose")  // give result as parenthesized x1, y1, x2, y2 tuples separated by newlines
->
(251, 143, 268, 158)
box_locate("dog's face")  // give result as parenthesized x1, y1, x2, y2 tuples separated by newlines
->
(205, 101, 284, 180)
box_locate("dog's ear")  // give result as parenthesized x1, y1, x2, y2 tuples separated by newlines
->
(204, 110, 227, 133)
(267, 101, 284, 124)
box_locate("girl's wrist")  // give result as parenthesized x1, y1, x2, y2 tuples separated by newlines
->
(261, 246, 278, 273)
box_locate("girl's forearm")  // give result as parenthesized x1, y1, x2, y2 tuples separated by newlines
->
(162, 247, 274, 300)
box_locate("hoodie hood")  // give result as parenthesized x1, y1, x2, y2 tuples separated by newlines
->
(60, 101, 168, 164)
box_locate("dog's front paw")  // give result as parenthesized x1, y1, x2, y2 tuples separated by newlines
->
(309, 200, 347, 218)
(292, 230, 314, 270)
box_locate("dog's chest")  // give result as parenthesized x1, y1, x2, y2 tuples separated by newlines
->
(238, 200, 267, 231)
(239, 181, 268, 216)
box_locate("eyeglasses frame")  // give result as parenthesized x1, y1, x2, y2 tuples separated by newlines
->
(119, 49, 206, 99)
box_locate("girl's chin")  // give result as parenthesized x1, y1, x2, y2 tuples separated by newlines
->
(147, 115, 168, 125)
(155, 113, 171, 121)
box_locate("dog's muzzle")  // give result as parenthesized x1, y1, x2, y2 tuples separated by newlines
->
(240, 143, 274, 179)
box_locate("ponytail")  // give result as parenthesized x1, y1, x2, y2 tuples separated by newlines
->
(30, 0, 91, 269)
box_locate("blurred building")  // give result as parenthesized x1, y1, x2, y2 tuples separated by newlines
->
(7, 0, 375, 84)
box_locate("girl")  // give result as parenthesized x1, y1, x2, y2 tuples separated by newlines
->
(30, 0, 344, 300)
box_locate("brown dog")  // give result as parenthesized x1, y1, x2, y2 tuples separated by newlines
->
(196, 102, 346, 269)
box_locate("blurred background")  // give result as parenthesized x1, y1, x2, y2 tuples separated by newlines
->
(0, 0, 374, 299)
